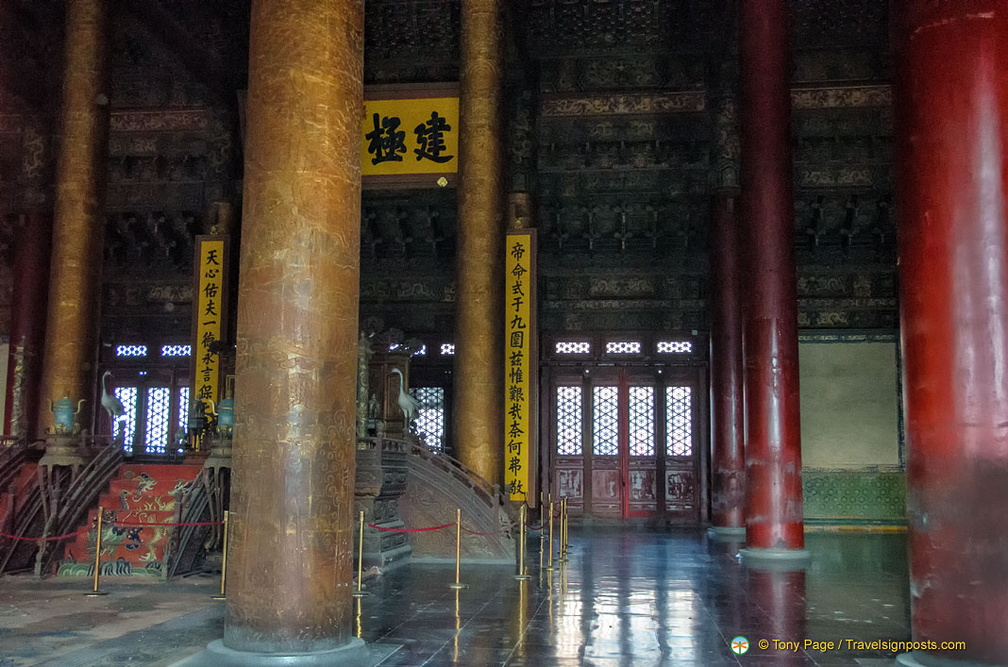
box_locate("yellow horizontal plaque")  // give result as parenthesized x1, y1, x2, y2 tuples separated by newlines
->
(361, 97, 459, 177)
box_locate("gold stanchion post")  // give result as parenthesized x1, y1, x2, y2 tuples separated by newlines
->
(514, 504, 531, 580)
(544, 500, 555, 570)
(449, 508, 468, 589)
(559, 498, 569, 562)
(85, 509, 107, 597)
(212, 510, 229, 600)
(353, 509, 369, 598)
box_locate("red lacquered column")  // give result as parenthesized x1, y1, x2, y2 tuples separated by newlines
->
(737, 0, 808, 562)
(709, 195, 746, 533)
(4, 210, 51, 441)
(892, 3, 1008, 665)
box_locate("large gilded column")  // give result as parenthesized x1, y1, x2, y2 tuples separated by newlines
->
(893, 3, 1008, 664)
(205, 0, 366, 663)
(37, 0, 110, 437)
(454, 0, 506, 485)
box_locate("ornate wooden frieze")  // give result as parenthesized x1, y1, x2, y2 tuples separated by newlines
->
(797, 165, 890, 189)
(539, 54, 704, 93)
(793, 109, 893, 139)
(795, 135, 890, 166)
(110, 109, 211, 133)
(797, 308, 897, 329)
(797, 272, 897, 299)
(791, 85, 891, 110)
(102, 281, 194, 321)
(359, 277, 456, 303)
(541, 91, 705, 117)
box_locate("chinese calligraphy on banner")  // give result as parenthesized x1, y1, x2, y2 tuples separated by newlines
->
(504, 230, 537, 501)
(193, 237, 227, 420)
(361, 87, 459, 187)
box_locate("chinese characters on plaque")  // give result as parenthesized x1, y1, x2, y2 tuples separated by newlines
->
(361, 90, 459, 186)
(193, 238, 226, 420)
(504, 231, 536, 501)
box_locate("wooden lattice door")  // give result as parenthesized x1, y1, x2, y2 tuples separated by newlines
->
(549, 366, 701, 523)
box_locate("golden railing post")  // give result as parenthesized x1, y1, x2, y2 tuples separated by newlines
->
(544, 500, 555, 570)
(538, 508, 545, 570)
(85, 509, 107, 597)
(449, 508, 468, 589)
(514, 504, 531, 581)
(353, 509, 369, 598)
(212, 510, 229, 600)
(560, 498, 569, 562)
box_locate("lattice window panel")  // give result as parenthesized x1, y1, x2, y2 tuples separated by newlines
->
(657, 340, 692, 354)
(440, 343, 455, 355)
(115, 344, 148, 357)
(555, 341, 591, 355)
(144, 387, 171, 455)
(161, 344, 191, 357)
(592, 386, 619, 456)
(605, 340, 641, 355)
(114, 387, 138, 454)
(177, 387, 190, 445)
(555, 386, 583, 456)
(628, 386, 655, 457)
(410, 387, 445, 452)
(666, 386, 693, 457)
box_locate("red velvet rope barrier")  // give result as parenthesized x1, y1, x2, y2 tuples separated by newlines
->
(462, 527, 500, 537)
(367, 522, 454, 533)
(111, 520, 223, 528)
(0, 527, 88, 542)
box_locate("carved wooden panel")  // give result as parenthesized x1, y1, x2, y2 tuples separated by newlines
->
(627, 463, 657, 516)
(665, 464, 697, 520)
(591, 465, 621, 518)
(555, 466, 583, 516)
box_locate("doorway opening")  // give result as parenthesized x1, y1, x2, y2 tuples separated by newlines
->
(542, 334, 707, 525)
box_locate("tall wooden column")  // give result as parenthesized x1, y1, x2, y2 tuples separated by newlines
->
(709, 79, 746, 534)
(37, 0, 109, 438)
(738, 0, 808, 563)
(893, 3, 1008, 665)
(5, 120, 54, 441)
(454, 0, 505, 486)
(709, 196, 746, 533)
(5, 211, 51, 440)
(211, 0, 366, 662)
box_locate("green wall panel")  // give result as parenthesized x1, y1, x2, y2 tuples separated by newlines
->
(802, 468, 905, 526)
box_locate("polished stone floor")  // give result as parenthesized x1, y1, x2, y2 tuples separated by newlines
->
(0, 528, 911, 666)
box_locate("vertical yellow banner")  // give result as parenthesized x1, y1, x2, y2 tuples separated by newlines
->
(193, 238, 226, 417)
(504, 231, 537, 501)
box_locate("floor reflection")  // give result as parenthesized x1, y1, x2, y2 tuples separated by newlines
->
(360, 529, 910, 666)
